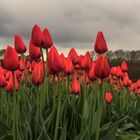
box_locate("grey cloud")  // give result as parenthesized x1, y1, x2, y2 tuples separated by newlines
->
(0, 0, 140, 51)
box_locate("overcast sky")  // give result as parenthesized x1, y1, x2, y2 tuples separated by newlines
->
(0, 0, 140, 55)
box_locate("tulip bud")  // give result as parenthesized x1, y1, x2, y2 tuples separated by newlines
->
(0, 66, 7, 87)
(121, 60, 128, 72)
(70, 76, 80, 94)
(94, 32, 108, 54)
(81, 51, 91, 72)
(31, 24, 42, 47)
(88, 61, 96, 81)
(42, 28, 53, 49)
(4, 46, 19, 71)
(5, 72, 19, 92)
(94, 55, 110, 79)
(48, 45, 64, 74)
(14, 34, 26, 54)
(29, 40, 41, 60)
(105, 92, 112, 104)
(32, 63, 45, 85)
(68, 48, 79, 65)
(64, 56, 74, 75)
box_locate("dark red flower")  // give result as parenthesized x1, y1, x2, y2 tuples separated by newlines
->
(81, 51, 91, 72)
(14, 34, 26, 54)
(94, 55, 110, 79)
(31, 24, 42, 47)
(70, 76, 80, 94)
(42, 28, 53, 49)
(5, 72, 19, 92)
(19, 57, 24, 71)
(60, 53, 66, 66)
(0, 66, 7, 87)
(94, 32, 108, 54)
(88, 61, 96, 81)
(48, 45, 64, 74)
(29, 40, 41, 60)
(68, 48, 79, 65)
(64, 56, 74, 75)
(4, 46, 19, 71)
(32, 62, 45, 85)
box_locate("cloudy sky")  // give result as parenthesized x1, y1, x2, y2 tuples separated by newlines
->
(0, 0, 140, 55)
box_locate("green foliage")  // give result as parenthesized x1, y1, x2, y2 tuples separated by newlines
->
(0, 78, 140, 140)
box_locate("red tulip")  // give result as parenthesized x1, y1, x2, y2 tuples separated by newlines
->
(70, 76, 80, 94)
(32, 62, 45, 85)
(105, 92, 112, 104)
(81, 51, 91, 72)
(111, 66, 116, 75)
(115, 66, 122, 78)
(88, 61, 96, 81)
(26, 61, 31, 70)
(94, 55, 110, 79)
(121, 60, 128, 72)
(5, 72, 19, 92)
(64, 56, 74, 75)
(0, 66, 7, 87)
(15, 70, 22, 80)
(31, 60, 37, 70)
(68, 48, 79, 65)
(6, 71, 11, 80)
(60, 53, 66, 66)
(79, 55, 83, 65)
(4, 46, 19, 71)
(136, 79, 140, 88)
(42, 28, 53, 49)
(123, 76, 131, 87)
(48, 45, 64, 74)
(19, 57, 24, 71)
(137, 88, 140, 95)
(29, 40, 41, 60)
(31, 24, 42, 47)
(14, 34, 26, 54)
(130, 83, 135, 92)
(94, 32, 108, 54)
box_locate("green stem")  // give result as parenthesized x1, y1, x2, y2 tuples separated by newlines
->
(40, 47, 45, 76)
(46, 48, 48, 76)
(12, 71, 18, 140)
(109, 104, 111, 122)
(21, 53, 26, 72)
(53, 82, 61, 140)
(96, 79, 103, 140)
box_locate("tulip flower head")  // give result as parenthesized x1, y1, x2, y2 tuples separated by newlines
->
(94, 32, 108, 54)
(70, 76, 80, 94)
(14, 34, 26, 54)
(105, 92, 112, 104)
(94, 55, 110, 79)
(4, 46, 19, 71)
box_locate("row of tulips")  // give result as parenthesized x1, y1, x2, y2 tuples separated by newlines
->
(0, 25, 140, 140)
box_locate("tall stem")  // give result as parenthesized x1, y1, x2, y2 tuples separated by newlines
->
(21, 53, 26, 71)
(46, 48, 48, 76)
(12, 71, 17, 140)
(40, 47, 46, 109)
(96, 79, 103, 140)
(40, 47, 45, 76)
(53, 81, 61, 140)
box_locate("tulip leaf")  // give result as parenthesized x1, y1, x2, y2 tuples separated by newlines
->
(59, 120, 68, 140)
(0, 121, 11, 138)
(102, 125, 118, 140)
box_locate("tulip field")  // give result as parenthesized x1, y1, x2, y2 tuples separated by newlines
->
(0, 25, 140, 140)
